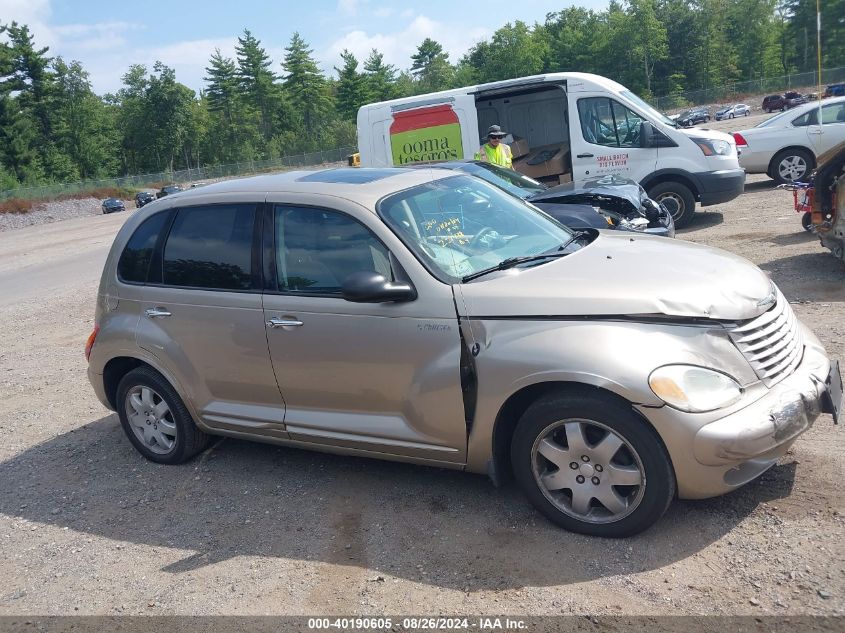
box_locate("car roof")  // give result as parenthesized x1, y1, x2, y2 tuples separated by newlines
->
(144, 168, 462, 211)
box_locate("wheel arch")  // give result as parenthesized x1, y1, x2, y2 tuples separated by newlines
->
(102, 355, 191, 416)
(490, 381, 676, 488)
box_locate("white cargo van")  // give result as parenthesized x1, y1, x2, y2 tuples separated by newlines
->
(357, 72, 745, 228)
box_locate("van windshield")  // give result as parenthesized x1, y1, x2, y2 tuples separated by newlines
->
(621, 90, 677, 128)
(378, 175, 578, 283)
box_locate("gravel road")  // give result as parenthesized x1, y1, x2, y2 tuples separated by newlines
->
(0, 172, 842, 619)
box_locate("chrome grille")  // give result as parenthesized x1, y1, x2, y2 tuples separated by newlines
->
(729, 292, 804, 387)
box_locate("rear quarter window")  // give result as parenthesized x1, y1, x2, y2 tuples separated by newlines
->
(117, 211, 172, 283)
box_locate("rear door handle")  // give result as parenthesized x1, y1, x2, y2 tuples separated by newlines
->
(267, 317, 303, 328)
(144, 308, 171, 318)
(577, 153, 594, 158)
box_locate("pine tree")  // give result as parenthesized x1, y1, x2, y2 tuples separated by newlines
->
(410, 38, 453, 93)
(363, 49, 397, 101)
(282, 32, 333, 137)
(335, 50, 367, 122)
(234, 29, 278, 141)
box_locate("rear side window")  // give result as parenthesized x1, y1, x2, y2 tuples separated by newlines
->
(163, 204, 256, 290)
(117, 211, 171, 283)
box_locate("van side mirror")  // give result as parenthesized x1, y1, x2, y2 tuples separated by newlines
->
(341, 271, 416, 303)
(639, 121, 654, 148)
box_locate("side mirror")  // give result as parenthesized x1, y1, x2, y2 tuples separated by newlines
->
(341, 271, 416, 303)
(639, 121, 654, 148)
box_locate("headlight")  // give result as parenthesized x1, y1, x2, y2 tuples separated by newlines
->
(694, 139, 733, 156)
(648, 365, 742, 412)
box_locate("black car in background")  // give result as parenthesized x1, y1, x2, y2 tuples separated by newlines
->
(101, 198, 126, 214)
(676, 107, 710, 127)
(156, 184, 183, 199)
(418, 160, 675, 237)
(135, 191, 155, 208)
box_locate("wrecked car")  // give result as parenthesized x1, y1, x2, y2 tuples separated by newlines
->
(419, 161, 675, 237)
(809, 140, 845, 264)
(87, 168, 841, 538)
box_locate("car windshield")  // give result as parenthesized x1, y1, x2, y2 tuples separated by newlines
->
(457, 162, 546, 198)
(621, 90, 677, 127)
(378, 175, 577, 283)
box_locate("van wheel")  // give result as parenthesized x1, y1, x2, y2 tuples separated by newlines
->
(116, 367, 210, 464)
(647, 182, 696, 229)
(511, 392, 675, 537)
(772, 148, 814, 185)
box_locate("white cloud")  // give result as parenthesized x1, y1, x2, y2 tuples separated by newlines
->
(373, 7, 394, 18)
(323, 14, 489, 77)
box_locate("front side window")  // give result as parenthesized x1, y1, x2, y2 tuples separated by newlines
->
(274, 206, 392, 295)
(578, 97, 645, 147)
(162, 204, 256, 290)
(117, 211, 171, 283)
(379, 175, 574, 283)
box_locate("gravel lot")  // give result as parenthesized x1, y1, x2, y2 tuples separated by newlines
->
(0, 161, 843, 619)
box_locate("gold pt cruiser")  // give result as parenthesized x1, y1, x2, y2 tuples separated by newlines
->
(87, 168, 842, 536)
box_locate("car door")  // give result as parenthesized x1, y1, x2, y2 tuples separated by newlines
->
(135, 199, 288, 440)
(261, 196, 467, 464)
(570, 95, 658, 182)
(810, 101, 845, 155)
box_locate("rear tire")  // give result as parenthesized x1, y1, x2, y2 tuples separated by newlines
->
(116, 367, 210, 464)
(647, 181, 696, 229)
(771, 148, 814, 185)
(510, 391, 675, 537)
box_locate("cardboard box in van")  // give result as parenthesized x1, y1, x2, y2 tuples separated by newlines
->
(505, 135, 530, 159)
(513, 143, 569, 179)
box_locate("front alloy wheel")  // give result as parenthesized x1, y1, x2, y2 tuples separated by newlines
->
(531, 420, 645, 523)
(511, 392, 675, 537)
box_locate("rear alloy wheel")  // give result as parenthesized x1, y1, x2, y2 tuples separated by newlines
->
(116, 367, 209, 464)
(647, 181, 696, 229)
(772, 148, 814, 185)
(511, 392, 675, 537)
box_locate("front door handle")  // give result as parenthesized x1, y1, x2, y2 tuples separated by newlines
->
(577, 153, 594, 158)
(144, 308, 171, 318)
(267, 317, 303, 328)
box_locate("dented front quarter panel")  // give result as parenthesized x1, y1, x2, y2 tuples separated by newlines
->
(463, 316, 756, 474)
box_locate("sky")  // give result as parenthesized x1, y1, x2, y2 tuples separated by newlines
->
(0, 0, 610, 96)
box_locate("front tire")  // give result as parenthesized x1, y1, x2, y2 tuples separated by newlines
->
(771, 148, 814, 185)
(647, 181, 696, 229)
(116, 367, 210, 464)
(511, 391, 675, 537)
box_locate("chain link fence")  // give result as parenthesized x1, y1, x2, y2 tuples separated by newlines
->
(0, 146, 358, 202)
(652, 67, 845, 111)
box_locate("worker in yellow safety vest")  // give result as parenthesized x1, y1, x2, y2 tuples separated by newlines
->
(474, 125, 512, 168)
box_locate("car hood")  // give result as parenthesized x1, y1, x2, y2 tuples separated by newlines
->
(529, 175, 642, 215)
(677, 127, 735, 143)
(455, 231, 772, 321)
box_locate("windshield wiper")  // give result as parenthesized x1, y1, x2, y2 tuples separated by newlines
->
(557, 230, 591, 252)
(461, 253, 567, 283)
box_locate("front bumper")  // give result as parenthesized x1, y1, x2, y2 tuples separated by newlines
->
(640, 334, 836, 499)
(693, 168, 746, 206)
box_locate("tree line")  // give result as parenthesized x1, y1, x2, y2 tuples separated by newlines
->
(1, 0, 842, 190)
